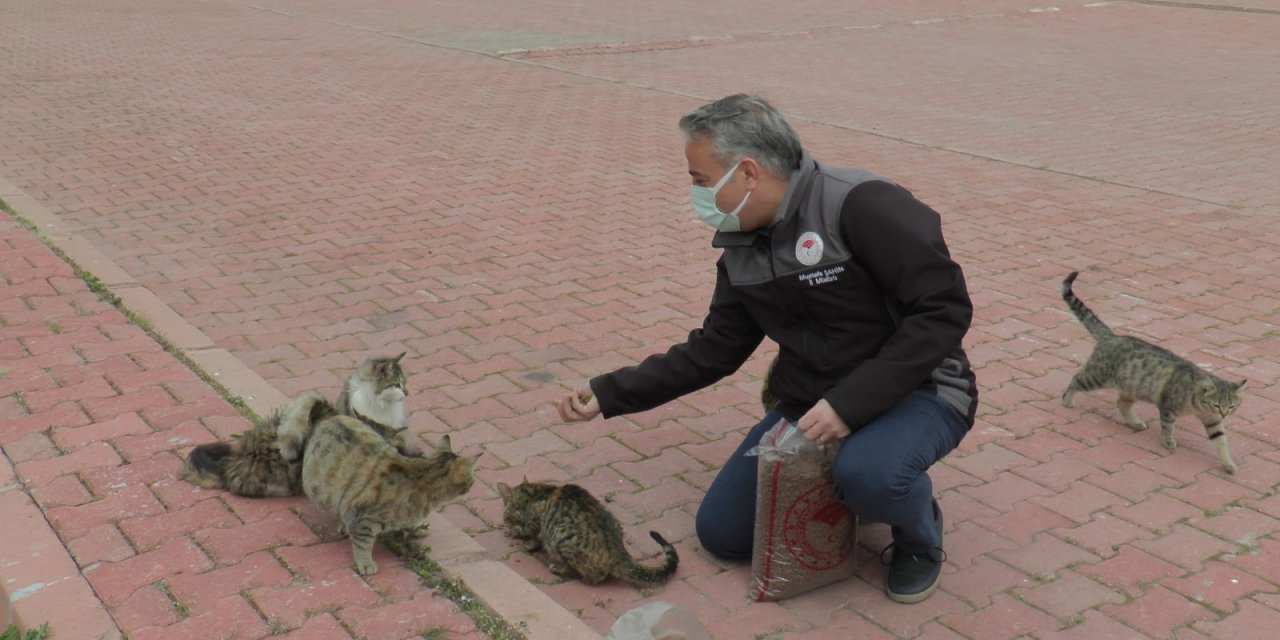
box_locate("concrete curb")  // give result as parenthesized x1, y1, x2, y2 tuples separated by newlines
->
(0, 456, 122, 639)
(0, 178, 600, 640)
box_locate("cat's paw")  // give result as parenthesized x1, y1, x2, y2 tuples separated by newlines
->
(398, 444, 426, 458)
(355, 558, 379, 575)
(1127, 421, 1148, 432)
(1223, 461, 1238, 475)
(1161, 435, 1177, 450)
(547, 562, 576, 578)
(1061, 396, 1074, 408)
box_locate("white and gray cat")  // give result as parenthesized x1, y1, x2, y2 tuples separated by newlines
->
(279, 352, 414, 462)
(338, 352, 408, 428)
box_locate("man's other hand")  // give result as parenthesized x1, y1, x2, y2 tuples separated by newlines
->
(796, 398, 851, 444)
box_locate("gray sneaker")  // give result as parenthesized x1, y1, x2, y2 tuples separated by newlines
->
(883, 499, 945, 604)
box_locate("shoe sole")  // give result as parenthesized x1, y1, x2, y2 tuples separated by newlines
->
(885, 499, 944, 605)
(886, 575, 941, 604)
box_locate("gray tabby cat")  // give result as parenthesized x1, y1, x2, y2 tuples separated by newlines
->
(496, 480, 679, 587)
(301, 418, 479, 575)
(1062, 271, 1246, 473)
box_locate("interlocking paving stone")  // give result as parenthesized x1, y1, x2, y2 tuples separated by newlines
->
(4, 1, 1280, 638)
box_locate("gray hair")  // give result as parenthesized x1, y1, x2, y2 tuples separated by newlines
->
(678, 94, 802, 178)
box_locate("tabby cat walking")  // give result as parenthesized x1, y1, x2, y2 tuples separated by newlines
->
(1061, 271, 1246, 473)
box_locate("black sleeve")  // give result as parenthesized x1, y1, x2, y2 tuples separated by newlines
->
(825, 180, 972, 430)
(589, 257, 765, 418)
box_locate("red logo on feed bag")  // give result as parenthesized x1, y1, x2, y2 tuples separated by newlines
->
(782, 481, 854, 571)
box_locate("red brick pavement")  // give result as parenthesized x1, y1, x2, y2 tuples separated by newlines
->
(0, 212, 496, 639)
(4, 1, 1280, 639)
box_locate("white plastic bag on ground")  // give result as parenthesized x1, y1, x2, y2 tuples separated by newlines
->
(604, 602, 712, 640)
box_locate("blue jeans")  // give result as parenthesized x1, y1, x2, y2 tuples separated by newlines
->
(695, 390, 970, 559)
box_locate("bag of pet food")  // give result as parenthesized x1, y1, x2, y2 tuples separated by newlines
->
(746, 418, 858, 602)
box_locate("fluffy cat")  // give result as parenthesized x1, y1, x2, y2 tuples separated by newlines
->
(180, 353, 417, 497)
(302, 417, 479, 575)
(1062, 271, 1246, 473)
(496, 480, 679, 587)
(180, 394, 414, 497)
(180, 393, 334, 497)
(337, 352, 408, 429)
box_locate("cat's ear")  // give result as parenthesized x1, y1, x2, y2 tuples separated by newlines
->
(1236, 379, 1248, 392)
(394, 352, 406, 363)
(496, 482, 513, 500)
(435, 434, 453, 452)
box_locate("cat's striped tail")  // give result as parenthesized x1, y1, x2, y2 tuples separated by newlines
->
(1062, 271, 1114, 341)
(618, 531, 680, 586)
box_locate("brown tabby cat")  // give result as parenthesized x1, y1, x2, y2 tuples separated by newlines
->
(302, 417, 479, 575)
(1062, 271, 1246, 473)
(496, 480, 679, 586)
(181, 353, 417, 497)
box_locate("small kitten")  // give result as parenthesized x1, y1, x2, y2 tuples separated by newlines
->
(302, 418, 479, 575)
(496, 480, 679, 587)
(1062, 271, 1246, 473)
(181, 353, 417, 497)
(337, 352, 409, 429)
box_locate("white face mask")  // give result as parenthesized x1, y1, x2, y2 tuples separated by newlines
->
(691, 161, 751, 232)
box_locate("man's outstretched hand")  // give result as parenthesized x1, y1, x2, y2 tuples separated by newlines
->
(555, 384, 601, 422)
